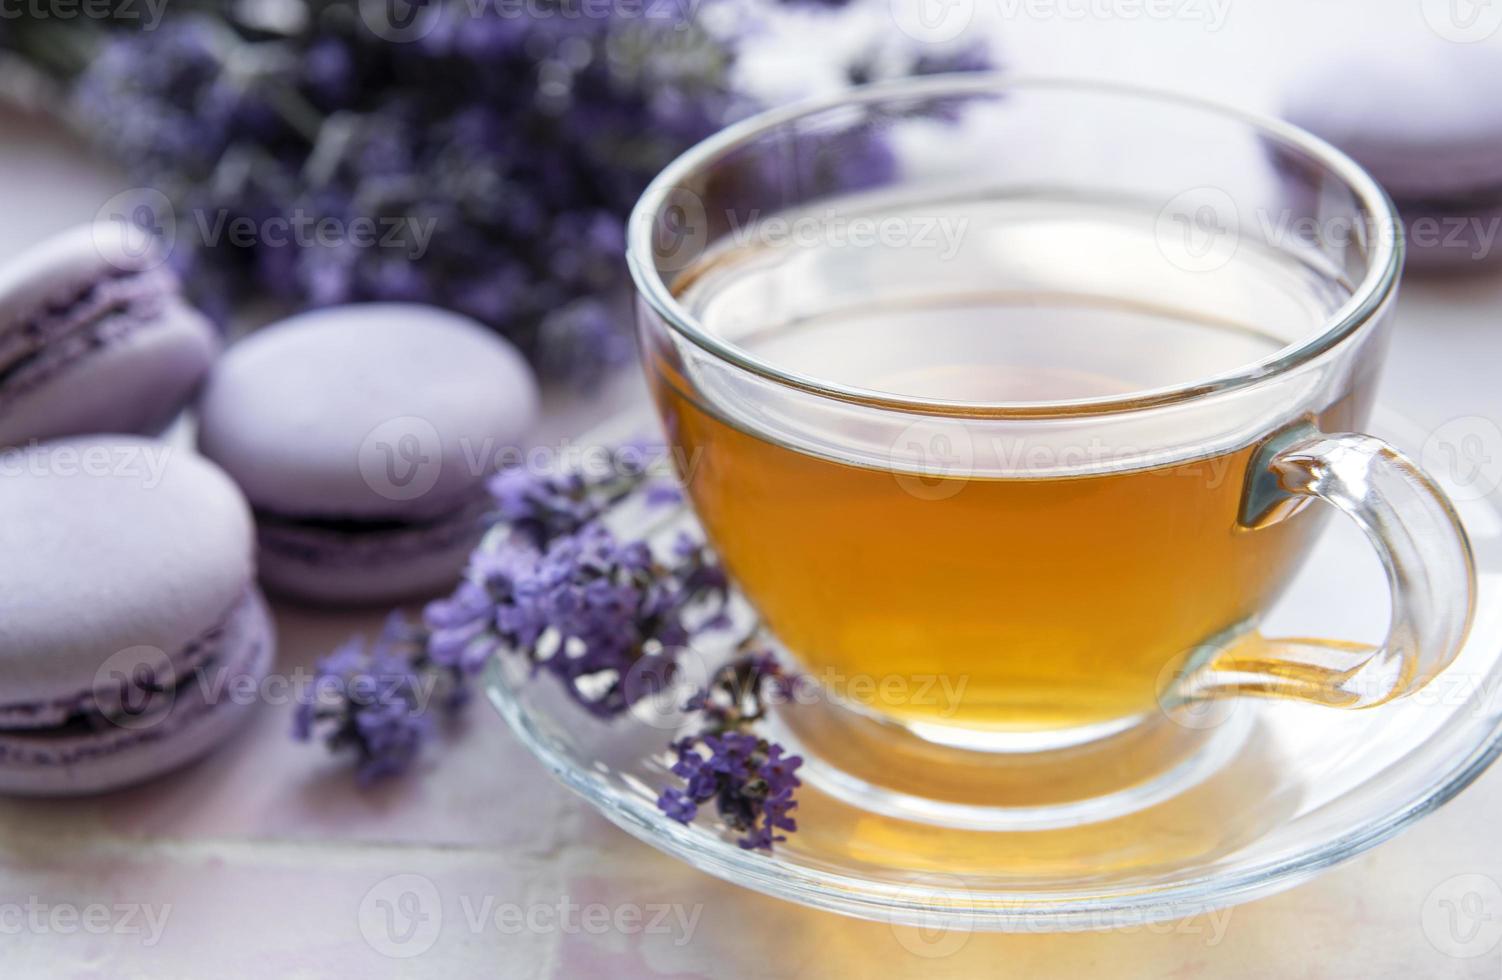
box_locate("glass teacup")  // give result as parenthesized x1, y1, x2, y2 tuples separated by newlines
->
(627, 76, 1474, 816)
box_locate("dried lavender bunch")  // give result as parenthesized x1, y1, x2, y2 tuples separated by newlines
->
(658, 650, 802, 850)
(425, 456, 731, 718)
(63, 8, 744, 383)
(0, 2, 989, 385)
(423, 515, 731, 720)
(293, 611, 456, 786)
(293, 448, 802, 849)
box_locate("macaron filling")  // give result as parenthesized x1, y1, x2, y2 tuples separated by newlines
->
(1392, 185, 1502, 215)
(0, 587, 265, 764)
(253, 489, 493, 569)
(0, 265, 182, 408)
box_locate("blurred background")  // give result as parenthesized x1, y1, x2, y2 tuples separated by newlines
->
(3, 0, 1492, 394)
(4, 3, 1497, 406)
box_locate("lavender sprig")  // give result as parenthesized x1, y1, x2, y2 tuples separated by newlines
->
(425, 517, 730, 719)
(292, 612, 451, 786)
(658, 651, 803, 851)
(428, 459, 730, 717)
(293, 451, 802, 850)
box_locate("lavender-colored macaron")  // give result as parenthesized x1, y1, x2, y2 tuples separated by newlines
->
(0, 222, 218, 446)
(1283, 45, 1502, 272)
(197, 303, 539, 605)
(0, 436, 273, 796)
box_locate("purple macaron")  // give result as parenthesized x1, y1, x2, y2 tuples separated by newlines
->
(196, 303, 539, 605)
(0, 436, 273, 796)
(1283, 45, 1502, 272)
(0, 222, 218, 446)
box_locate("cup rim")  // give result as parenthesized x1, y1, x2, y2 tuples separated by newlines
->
(626, 73, 1404, 420)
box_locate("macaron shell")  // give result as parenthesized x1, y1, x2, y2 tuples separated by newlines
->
(0, 589, 274, 796)
(0, 436, 254, 706)
(0, 222, 163, 335)
(1283, 46, 1502, 199)
(0, 295, 217, 447)
(196, 303, 538, 519)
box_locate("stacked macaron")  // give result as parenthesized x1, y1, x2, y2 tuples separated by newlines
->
(0, 223, 540, 795)
(0, 221, 252, 796)
(0, 437, 272, 795)
(197, 304, 538, 605)
(1283, 45, 1502, 272)
(0, 222, 217, 445)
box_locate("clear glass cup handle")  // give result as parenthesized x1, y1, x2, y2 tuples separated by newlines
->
(1180, 421, 1478, 709)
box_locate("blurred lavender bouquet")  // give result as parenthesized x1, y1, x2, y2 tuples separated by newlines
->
(0, 0, 987, 384)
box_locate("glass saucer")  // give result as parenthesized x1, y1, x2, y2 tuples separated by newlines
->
(484, 408, 1502, 931)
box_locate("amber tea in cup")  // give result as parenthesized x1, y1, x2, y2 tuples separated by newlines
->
(654, 195, 1373, 732)
(630, 78, 1474, 763)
